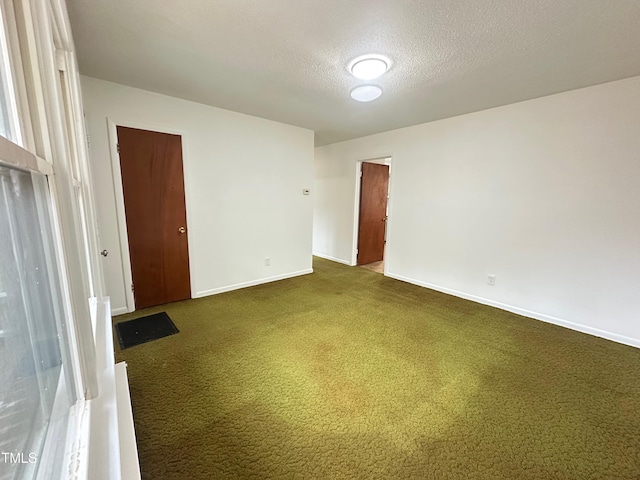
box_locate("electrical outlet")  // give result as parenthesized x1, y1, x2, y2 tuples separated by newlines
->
(487, 274, 496, 286)
(265, 257, 270, 266)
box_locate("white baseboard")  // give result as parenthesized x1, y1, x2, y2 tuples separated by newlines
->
(312, 252, 353, 266)
(194, 269, 313, 298)
(111, 307, 128, 316)
(386, 272, 640, 349)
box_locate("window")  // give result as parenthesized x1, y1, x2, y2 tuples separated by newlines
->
(0, 0, 116, 477)
(0, 166, 76, 479)
(0, 1, 93, 478)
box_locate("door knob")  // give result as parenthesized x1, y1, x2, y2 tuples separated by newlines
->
(101, 249, 108, 257)
(178, 226, 186, 234)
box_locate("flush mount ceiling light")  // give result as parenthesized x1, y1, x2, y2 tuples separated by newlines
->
(350, 55, 390, 80)
(350, 85, 383, 102)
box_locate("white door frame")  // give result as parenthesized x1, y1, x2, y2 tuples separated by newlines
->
(106, 118, 195, 313)
(351, 156, 393, 270)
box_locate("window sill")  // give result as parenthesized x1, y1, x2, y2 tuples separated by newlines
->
(65, 296, 140, 480)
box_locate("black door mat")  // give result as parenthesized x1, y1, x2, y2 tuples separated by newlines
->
(115, 312, 179, 350)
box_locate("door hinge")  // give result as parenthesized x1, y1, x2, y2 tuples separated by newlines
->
(131, 282, 134, 293)
(117, 143, 120, 153)
(360, 170, 363, 178)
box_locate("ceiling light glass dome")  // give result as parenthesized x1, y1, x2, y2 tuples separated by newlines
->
(350, 56, 389, 80)
(350, 85, 383, 102)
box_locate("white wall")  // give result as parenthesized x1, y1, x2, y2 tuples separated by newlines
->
(314, 76, 640, 348)
(82, 76, 314, 314)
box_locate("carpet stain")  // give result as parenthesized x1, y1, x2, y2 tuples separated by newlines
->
(114, 257, 640, 479)
(311, 341, 369, 416)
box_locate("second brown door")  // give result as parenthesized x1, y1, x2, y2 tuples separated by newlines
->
(357, 162, 390, 265)
(117, 126, 191, 309)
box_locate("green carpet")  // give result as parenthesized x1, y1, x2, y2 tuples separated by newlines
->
(114, 257, 640, 479)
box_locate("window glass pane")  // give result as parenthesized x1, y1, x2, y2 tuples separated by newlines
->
(0, 79, 11, 140)
(0, 5, 22, 145)
(0, 166, 75, 480)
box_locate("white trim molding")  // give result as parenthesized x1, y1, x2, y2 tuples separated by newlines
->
(312, 252, 353, 266)
(105, 118, 134, 313)
(351, 161, 362, 267)
(195, 269, 313, 298)
(386, 272, 640, 349)
(115, 362, 140, 480)
(0, 134, 38, 170)
(110, 307, 128, 317)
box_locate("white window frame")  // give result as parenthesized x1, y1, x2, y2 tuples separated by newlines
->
(0, 0, 122, 479)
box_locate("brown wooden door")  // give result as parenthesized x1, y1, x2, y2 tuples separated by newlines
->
(117, 126, 191, 309)
(357, 162, 389, 265)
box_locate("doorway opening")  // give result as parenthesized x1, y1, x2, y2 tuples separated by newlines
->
(356, 158, 391, 274)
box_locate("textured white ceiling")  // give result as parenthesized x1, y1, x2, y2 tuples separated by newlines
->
(66, 0, 640, 146)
